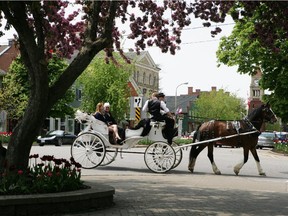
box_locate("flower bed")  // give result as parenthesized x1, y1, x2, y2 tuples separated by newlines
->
(0, 154, 86, 195)
(0, 132, 12, 144)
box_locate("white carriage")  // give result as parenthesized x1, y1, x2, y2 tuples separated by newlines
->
(70, 110, 183, 173)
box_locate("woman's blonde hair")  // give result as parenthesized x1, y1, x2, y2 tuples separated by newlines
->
(95, 102, 103, 113)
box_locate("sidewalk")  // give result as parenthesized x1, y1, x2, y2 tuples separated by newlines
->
(61, 172, 288, 216)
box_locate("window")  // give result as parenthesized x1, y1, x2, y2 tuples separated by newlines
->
(253, 90, 260, 97)
(153, 76, 157, 86)
(143, 72, 146, 84)
(136, 71, 139, 82)
(76, 88, 82, 101)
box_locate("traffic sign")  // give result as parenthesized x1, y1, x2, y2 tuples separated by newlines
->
(134, 97, 142, 108)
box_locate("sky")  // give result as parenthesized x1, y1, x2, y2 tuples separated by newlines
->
(147, 24, 251, 100)
(0, 5, 251, 101)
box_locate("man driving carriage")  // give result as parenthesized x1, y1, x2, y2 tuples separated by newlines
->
(142, 92, 176, 144)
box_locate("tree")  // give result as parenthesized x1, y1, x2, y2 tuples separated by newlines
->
(77, 52, 131, 121)
(215, 5, 288, 122)
(193, 90, 246, 121)
(0, 55, 74, 120)
(0, 1, 196, 171)
(192, 1, 288, 122)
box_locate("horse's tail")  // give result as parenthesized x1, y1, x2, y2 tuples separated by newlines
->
(193, 124, 202, 143)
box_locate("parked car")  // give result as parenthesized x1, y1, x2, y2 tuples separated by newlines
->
(257, 132, 276, 149)
(37, 130, 76, 146)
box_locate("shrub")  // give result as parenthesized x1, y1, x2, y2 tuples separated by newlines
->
(0, 154, 86, 195)
(274, 142, 288, 154)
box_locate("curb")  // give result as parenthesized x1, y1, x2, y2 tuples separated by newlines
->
(0, 183, 115, 216)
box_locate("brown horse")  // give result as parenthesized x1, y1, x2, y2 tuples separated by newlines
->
(188, 103, 277, 176)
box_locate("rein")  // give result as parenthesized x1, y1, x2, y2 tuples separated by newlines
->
(178, 130, 259, 149)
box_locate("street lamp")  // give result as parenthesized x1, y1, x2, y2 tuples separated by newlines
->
(175, 82, 188, 113)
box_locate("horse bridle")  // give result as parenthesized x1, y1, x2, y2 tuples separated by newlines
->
(263, 107, 277, 123)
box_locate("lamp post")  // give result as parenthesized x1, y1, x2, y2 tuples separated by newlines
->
(175, 82, 188, 138)
(175, 82, 188, 113)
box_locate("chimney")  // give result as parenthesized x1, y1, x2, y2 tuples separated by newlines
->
(188, 87, 193, 95)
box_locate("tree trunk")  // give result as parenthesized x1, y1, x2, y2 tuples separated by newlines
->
(5, 102, 49, 170)
(3, 59, 50, 171)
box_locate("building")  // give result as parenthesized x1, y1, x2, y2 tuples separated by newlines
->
(125, 51, 160, 97)
(248, 69, 264, 113)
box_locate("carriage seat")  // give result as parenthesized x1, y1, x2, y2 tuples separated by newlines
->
(91, 119, 109, 135)
(75, 110, 108, 135)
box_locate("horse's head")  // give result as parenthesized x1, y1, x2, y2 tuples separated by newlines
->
(261, 103, 277, 124)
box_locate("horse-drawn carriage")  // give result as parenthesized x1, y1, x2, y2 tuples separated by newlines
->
(71, 110, 183, 173)
(71, 103, 277, 175)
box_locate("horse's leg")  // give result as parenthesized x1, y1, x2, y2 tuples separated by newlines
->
(250, 147, 266, 176)
(188, 145, 206, 173)
(234, 147, 249, 175)
(207, 143, 221, 175)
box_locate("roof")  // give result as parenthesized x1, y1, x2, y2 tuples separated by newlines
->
(124, 51, 161, 70)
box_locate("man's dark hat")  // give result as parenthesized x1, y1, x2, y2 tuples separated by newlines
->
(157, 92, 165, 98)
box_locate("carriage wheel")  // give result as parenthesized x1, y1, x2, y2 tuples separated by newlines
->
(100, 148, 118, 166)
(171, 142, 183, 169)
(144, 142, 176, 173)
(71, 132, 106, 169)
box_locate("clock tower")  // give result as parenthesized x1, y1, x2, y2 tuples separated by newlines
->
(248, 69, 264, 114)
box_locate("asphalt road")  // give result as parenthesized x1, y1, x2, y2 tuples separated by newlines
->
(31, 145, 288, 216)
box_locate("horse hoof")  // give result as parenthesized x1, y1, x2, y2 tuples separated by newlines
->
(259, 172, 266, 176)
(215, 171, 221, 175)
(188, 168, 194, 173)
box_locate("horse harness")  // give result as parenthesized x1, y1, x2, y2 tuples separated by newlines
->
(199, 119, 259, 147)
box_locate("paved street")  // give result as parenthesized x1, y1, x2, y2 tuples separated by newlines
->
(31, 145, 288, 216)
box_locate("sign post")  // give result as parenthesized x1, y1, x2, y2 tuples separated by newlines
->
(133, 97, 142, 123)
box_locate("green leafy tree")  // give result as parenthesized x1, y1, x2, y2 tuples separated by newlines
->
(192, 1, 288, 122)
(77, 52, 132, 121)
(216, 11, 288, 122)
(193, 90, 246, 121)
(0, 56, 74, 120)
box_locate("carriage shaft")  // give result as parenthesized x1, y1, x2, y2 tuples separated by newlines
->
(178, 130, 259, 149)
